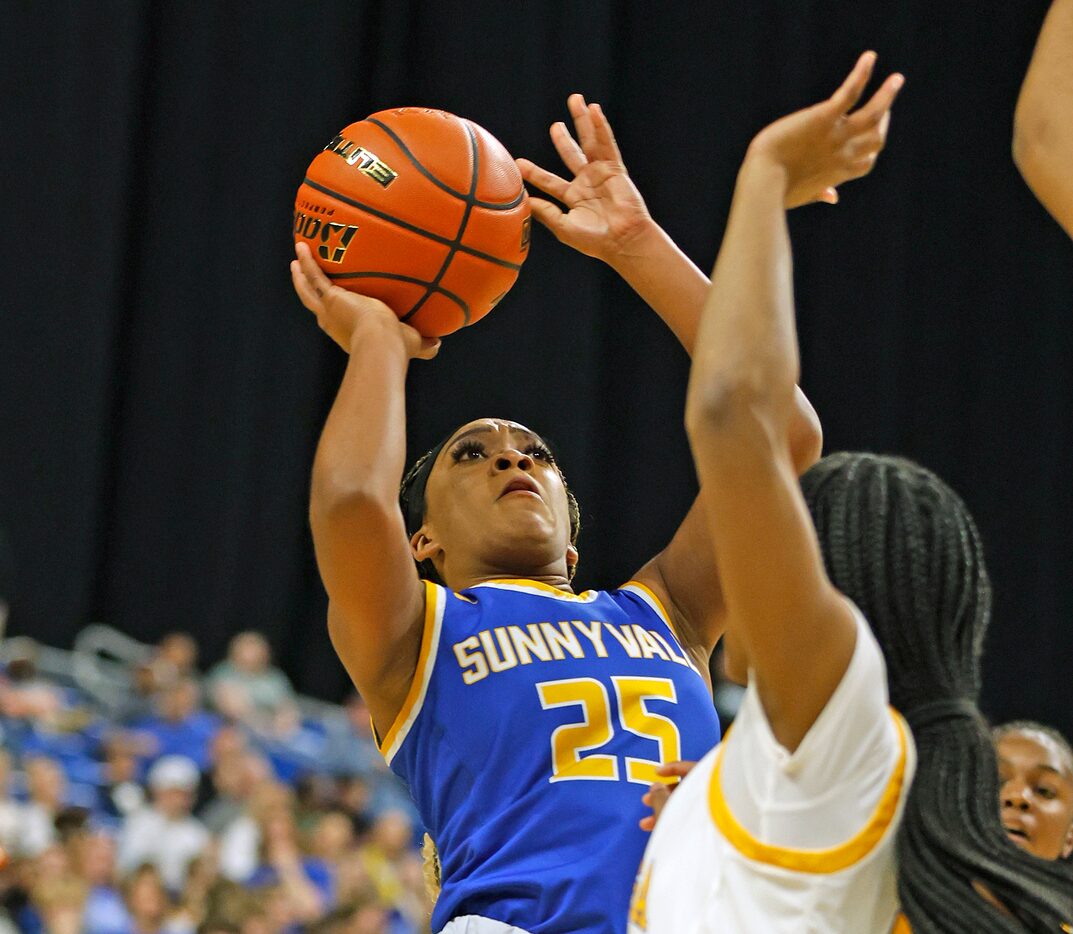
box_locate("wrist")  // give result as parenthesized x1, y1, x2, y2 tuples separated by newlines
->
(604, 217, 667, 273)
(737, 150, 789, 196)
(347, 311, 408, 356)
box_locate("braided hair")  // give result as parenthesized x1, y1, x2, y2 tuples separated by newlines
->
(800, 452, 1073, 932)
(398, 425, 582, 586)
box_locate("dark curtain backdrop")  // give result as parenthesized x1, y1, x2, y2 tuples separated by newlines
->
(4, 1, 1072, 734)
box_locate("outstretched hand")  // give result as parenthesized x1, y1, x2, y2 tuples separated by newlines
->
(517, 94, 652, 264)
(290, 243, 440, 360)
(747, 52, 905, 208)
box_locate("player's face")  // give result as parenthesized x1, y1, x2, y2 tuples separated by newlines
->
(998, 730, 1073, 860)
(418, 418, 576, 582)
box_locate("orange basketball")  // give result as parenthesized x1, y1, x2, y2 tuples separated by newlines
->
(294, 108, 531, 337)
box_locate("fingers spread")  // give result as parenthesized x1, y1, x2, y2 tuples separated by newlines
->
(590, 102, 623, 163)
(568, 92, 599, 159)
(516, 158, 570, 201)
(550, 121, 587, 175)
(849, 72, 905, 129)
(829, 51, 877, 114)
(527, 197, 566, 231)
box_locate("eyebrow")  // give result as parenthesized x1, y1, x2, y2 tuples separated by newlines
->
(998, 758, 1067, 779)
(445, 425, 540, 449)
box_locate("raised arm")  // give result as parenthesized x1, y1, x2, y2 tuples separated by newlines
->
(1014, 0, 1073, 239)
(519, 97, 822, 661)
(685, 53, 903, 751)
(291, 243, 439, 736)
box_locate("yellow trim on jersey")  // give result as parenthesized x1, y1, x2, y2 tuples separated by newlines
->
(708, 708, 910, 874)
(377, 581, 444, 765)
(471, 578, 600, 602)
(891, 915, 912, 933)
(621, 581, 699, 675)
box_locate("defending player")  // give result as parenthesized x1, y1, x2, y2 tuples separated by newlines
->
(1014, 0, 1073, 239)
(632, 52, 1073, 932)
(291, 99, 821, 934)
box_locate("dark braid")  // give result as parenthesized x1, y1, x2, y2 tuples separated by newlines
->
(801, 453, 1073, 933)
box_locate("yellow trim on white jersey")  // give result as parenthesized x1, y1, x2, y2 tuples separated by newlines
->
(377, 580, 445, 765)
(470, 579, 600, 602)
(708, 708, 910, 874)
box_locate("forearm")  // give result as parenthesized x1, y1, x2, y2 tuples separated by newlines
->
(311, 317, 411, 509)
(1014, 0, 1073, 238)
(615, 214, 821, 470)
(686, 157, 798, 439)
(607, 221, 710, 354)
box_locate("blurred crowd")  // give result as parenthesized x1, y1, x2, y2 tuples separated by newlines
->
(0, 630, 432, 934)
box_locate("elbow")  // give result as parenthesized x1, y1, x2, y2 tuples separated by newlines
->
(1012, 96, 1049, 180)
(309, 473, 394, 527)
(685, 369, 786, 439)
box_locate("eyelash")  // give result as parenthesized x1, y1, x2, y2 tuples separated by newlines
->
(450, 440, 555, 464)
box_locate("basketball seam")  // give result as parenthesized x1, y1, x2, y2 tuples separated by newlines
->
(365, 117, 525, 211)
(400, 122, 481, 327)
(325, 271, 470, 319)
(301, 177, 522, 272)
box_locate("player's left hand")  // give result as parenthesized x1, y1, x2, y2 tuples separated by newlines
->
(746, 51, 904, 208)
(517, 94, 653, 265)
(639, 760, 697, 831)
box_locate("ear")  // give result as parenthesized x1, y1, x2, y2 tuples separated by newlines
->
(410, 527, 442, 564)
(566, 543, 579, 571)
(1062, 821, 1073, 860)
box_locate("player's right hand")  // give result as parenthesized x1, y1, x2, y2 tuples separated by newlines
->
(517, 94, 653, 265)
(746, 52, 904, 209)
(291, 242, 440, 360)
(639, 760, 697, 831)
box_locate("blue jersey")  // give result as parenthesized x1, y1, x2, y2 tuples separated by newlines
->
(378, 578, 721, 934)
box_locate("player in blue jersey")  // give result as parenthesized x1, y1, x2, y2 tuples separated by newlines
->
(290, 98, 823, 934)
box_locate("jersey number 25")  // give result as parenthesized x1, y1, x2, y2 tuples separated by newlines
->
(536, 677, 681, 785)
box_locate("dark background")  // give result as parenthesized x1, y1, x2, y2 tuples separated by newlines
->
(3, 2, 1071, 733)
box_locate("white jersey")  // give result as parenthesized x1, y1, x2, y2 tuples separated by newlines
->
(629, 609, 915, 934)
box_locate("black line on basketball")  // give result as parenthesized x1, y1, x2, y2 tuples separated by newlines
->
(365, 117, 525, 211)
(301, 177, 522, 272)
(325, 271, 471, 319)
(401, 124, 480, 327)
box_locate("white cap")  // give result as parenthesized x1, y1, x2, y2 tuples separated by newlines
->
(147, 755, 199, 791)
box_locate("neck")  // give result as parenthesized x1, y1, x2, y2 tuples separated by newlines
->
(445, 565, 574, 593)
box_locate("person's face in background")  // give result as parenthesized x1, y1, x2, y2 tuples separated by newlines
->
(998, 728, 1073, 860)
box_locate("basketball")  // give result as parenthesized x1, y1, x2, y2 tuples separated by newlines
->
(294, 108, 531, 337)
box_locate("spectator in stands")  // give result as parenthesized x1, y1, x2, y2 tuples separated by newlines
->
(117, 662, 165, 726)
(251, 702, 325, 785)
(0, 750, 21, 854)
(207, 634, 293, 729)
(96, 732, 147, 828)
(156, 634, 199, 682)
(29, 872, 87, 934)
(199, 751, 271, 836)
(246, 801, 329, 924)
(73, 832, 131, 934)
(121, 864, 172, 934)
(118, 756, 209, 892)
(131, 677, 220, 773)
(324, 694, 382, 781)
(15, 756, 67, 856)
(357, 811, 423, 930)
(218, 781, 291, 885)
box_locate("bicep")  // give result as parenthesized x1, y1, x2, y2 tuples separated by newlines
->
(311, 495, 425, 727)
(635, 497, 724, 663)
(691, 409, 855, 751)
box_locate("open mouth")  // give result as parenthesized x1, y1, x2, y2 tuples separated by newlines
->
(1004, 826, 1030, 842)
(499, 476, 541, 499)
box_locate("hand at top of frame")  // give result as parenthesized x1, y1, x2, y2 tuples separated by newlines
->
(291, 242, 440, 360)
(746, 52, 905, 209)
(517, 94, 654, 266)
